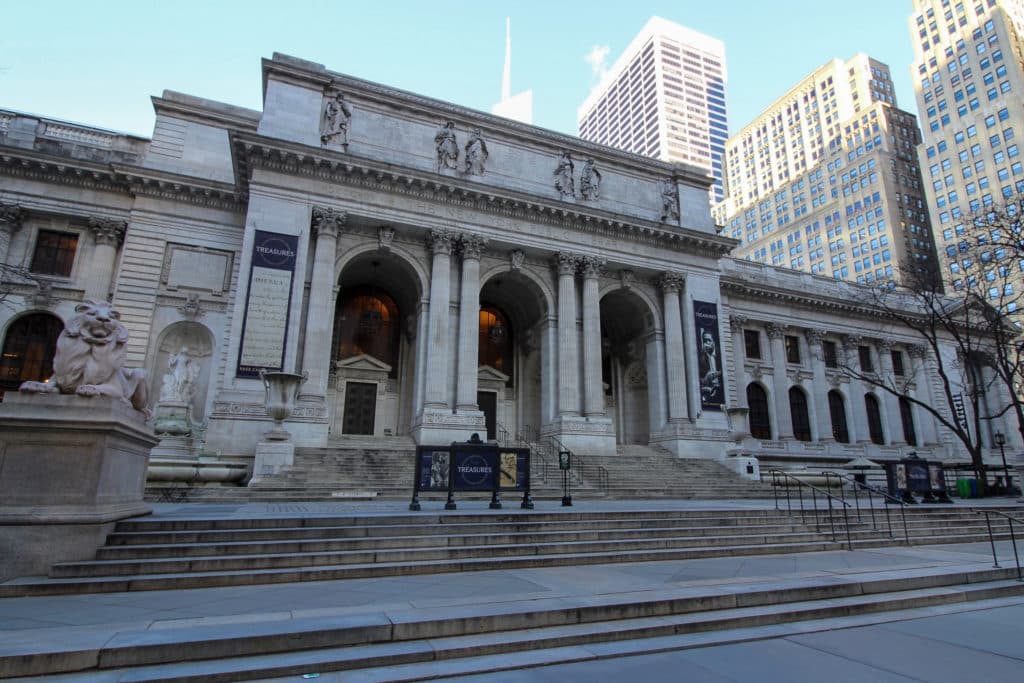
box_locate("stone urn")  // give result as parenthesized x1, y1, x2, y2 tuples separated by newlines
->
(259, 370, 307, 441)
(725, 406, 750, 443)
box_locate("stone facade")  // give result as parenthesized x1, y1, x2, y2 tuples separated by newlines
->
(0, 53, 1018, 481)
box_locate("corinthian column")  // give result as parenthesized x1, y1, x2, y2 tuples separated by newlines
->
(728, 314, 748, 409)
(805, 329, 832, 442)
(302, 207, 344, 397)
(580, 256, 605, 417)
(908, 344, 938, 444)
(843, 335, 870, 443)
(660, 272, 689, 421)
(85, 218, 126, 301)
(0, 203, 26, 265)
(456, 233, 485, 411)
(424, 230, 456, 408)
(877, 339, 899, 444)
(766, 323, 793, 439)
(555, 252, 580, 416)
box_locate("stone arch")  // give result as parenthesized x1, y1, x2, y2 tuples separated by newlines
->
(0, 311, 64, 391)
(336, 242, 428, 304)
(600, 287, 659, 445)
(152, 321, 216, 422)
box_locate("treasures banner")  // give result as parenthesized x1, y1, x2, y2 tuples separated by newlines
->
(237, 231, 299, 377)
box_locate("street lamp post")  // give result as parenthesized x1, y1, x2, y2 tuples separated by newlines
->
(994, 431, 1012, 495)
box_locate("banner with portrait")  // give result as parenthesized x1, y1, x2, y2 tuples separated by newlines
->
(694, 300, 724, 410)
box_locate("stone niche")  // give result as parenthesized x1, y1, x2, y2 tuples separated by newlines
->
(332, 354, 392, 437)
(0, 393, 159, 578)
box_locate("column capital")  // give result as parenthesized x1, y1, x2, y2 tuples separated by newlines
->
(842, 334, 864, 349)
(0, 202, 26, 232)
(659, 271, 685, 294)
(907, 343, 927, 359)
(728, 314, 748, 332)
(804, 328, 827, 346)
(877, 338, 894, 352)
(428, 229, 456, 255)
(88, 217, 126, 247)
(311, 206, 346, 239)
(579, 255, 605, 279)
(765, 322, 788, 340)
(459, 233, 487, 260)
(554, 251, 579, 275)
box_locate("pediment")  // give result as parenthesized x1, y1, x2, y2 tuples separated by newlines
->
(478, 365, 510, 383)
(336, 354, 392, 373)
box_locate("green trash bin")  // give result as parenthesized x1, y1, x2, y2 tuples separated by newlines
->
(956, 478, 969, 498)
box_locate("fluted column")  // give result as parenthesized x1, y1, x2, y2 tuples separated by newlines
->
(456, 233, 485, 411)
(766, 323, 793, 439)
(0, 202, 25, 265)
(302, 207, 344, 397)
(85, 218, 126, 301)
(580, 256, 606, 417)
(908, 344, 938, 444)
(660, 272, 689, 421)
(555, 252, 580, 416)
(424, 230, 455, 408)
(877, 339, 900, 444)
(728, 315, 748, 409)
(843, 335, 871, 443)
(805, 329, 832, 442)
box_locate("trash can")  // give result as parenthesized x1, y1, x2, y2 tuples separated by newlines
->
(967, 478, 978, 498)
(956, 478, 969, 498)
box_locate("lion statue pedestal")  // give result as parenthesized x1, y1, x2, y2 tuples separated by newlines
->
(0, 300, 159, 580)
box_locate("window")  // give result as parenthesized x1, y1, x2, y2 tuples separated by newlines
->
(478, 305, 514, 382)
(858, 345, 873, 372)
(744, 329, 761, 359)
(747, 384, 771, 440)
(0, 313, 64, 391)
(785, 335, 801, 363)
(892, 350, 905, 376)
(789, 387, 812, 442)
(30, 230, 78, 277)
(334, 286, 402, 377)
(828, 390, 849, 443)
(899, 397, 918, 446)
(865, 394, 885, 444)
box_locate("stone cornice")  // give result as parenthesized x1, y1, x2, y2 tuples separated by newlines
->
(151, 92, 261, 132)
(720, 277, 885, 320)
(0, 145, 245, 211)
(231, 132, 736, 258)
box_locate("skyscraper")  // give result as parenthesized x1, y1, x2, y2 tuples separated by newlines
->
(909, 0, 1024, 293)
(491, 17, 533, 125)
(577, 17, 728, 203)
(714, 55, 937, 286)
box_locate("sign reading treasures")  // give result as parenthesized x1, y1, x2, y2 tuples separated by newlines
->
(237, 231, 299, 378)
(694, 300, 724, 410)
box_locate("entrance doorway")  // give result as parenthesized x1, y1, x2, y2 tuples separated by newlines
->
(342, 382, 376, 435)
(478, 391, 497, 441)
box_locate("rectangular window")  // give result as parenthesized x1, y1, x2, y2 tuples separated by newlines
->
(859, 345, 874, 373)
(785, 335, 801, 364)
(744, 329, 761, 359)
(823, 340, 838, 368)
(30, 230, 78, 277)
(892, 350, 905, 376)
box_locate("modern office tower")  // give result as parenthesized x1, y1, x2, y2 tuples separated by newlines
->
(713, 55, 937, 286)
(910, 0, 1024, 294)
(577, 16, 728, 203)
(491, 17, 533, 125)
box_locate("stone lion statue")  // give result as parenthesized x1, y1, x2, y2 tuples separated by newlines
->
(20, 300, 151, 418)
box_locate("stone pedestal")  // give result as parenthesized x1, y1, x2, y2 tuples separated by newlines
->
(249, 441, 295, 484)
(0, 393, 158, 579)
(545, 416, 616, 457)
(413, 407, 486, 446)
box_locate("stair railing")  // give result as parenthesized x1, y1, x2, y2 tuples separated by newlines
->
(823, 472, 911, 546)
(769, 469, 854, 550)
(515, 424, 609, 494)
(976, 509, 1024, 581)
(496, 422, 551, 483)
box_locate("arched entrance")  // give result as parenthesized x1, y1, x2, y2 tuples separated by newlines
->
(0, 312, 63, 392)
(330, 253, 422, 438)
(599, 288, 657, 445)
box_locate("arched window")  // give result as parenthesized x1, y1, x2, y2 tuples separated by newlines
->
(747, 383, 771, 440)
(478, 305, 513, 384)
(828, 390, 850, 443)
(334, 286, 400, 377)
(789, 387, 812, 441)
(0, 313, 63, 391)
(865, 394, 885, 444)
(899, 397, 918, 446)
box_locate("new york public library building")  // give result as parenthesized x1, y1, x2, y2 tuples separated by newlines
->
(0, 53, 1018, 495)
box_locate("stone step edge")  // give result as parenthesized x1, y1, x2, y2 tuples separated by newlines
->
(4, 570, 1020, 680)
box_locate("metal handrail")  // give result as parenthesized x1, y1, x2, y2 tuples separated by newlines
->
(824, 472, 911, 546)
(514, 424, 610, 494)
(769, 469, 854, 550)
(976, 509, 1024, 581)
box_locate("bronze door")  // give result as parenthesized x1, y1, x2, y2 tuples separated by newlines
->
(478, 391, 497, 441)
(343, 382, 376, 435)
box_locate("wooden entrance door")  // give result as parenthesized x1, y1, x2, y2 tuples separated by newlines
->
(477, 391, 497, 441)
(342, 382, 376, 435)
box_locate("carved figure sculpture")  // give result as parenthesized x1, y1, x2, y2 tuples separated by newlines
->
(320, 92, 352, 147)
(434, 120, 459, 171)
(159, 345, 199, 404)
(464, 128, 489, 175)
(580, 158, 601, 200)
(661, 177, 679, 222)
(20, 300, 151, 417)
(553, 150, 575, 198)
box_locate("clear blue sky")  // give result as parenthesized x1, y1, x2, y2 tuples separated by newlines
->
(1, 1, 920, 139)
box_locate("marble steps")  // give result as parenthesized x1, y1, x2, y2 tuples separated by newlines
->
(5, 567, 1023, 682)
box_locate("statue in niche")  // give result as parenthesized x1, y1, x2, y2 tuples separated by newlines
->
(159, 345, 200, 404)
(580, 158, 601, 200)
(660, 178, 679, 222)
(19, 300, 151, 418)
(320, 92, 352, 148)
(553, 150, 575, 198)
(434, 120, 459, 171)
(464, 128, 489, 175)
